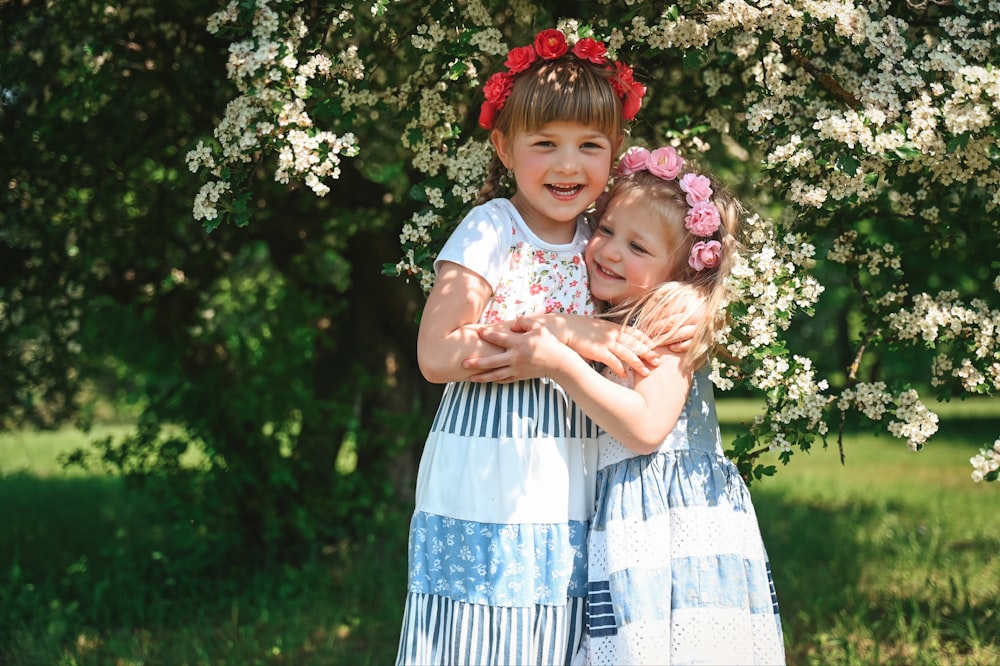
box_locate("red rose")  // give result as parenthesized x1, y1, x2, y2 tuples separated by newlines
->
(504, 45, 537, 74)
(479, 102, 497, 130)
(483, 71, 513, 106)
(623, 80, 646, 120)
(571, 37, 607, 64)
(614, 62, 635, 88)
(611, 63, 644, 120)
(534, 29, 568, 59)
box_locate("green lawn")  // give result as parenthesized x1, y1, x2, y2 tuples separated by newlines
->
(1, 399, 998, 665)
(719, 398, 1000, 665)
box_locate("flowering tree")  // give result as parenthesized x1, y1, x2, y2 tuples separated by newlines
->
(189, 0, 1000, 483)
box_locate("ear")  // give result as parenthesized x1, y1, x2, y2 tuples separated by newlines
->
(491, 129, 513, 168)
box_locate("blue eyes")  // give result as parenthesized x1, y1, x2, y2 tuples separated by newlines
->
(598, 226, 646, 254)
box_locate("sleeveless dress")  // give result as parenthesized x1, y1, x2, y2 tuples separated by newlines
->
(396, 199, 600, 666)
(579, 368, 785, 665)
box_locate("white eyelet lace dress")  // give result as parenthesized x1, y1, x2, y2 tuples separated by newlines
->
(577, 368, 786, 665)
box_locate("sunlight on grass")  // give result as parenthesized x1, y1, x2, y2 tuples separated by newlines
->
(731, 397, 1000, 666)
(0, 425, 134, 477)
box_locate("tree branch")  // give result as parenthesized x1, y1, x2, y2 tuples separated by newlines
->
(779, 44, 860, 110)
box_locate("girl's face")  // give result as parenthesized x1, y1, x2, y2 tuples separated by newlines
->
(585, 188, 678, 306)
(492, 121, 617, 243)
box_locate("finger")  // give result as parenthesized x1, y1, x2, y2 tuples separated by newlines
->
(511, 316, 536, 333)
(666, 339, 692, 353)
(468, 368, 513, 383)
(615, 343, 651, 377)
(478, 328, 513, 347)
(463, 353, 510, 371)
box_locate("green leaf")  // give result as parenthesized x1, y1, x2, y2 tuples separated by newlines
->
(947, 133, 970, 151)
(683, 49, 705, 70)
(837, 154, 860, 176)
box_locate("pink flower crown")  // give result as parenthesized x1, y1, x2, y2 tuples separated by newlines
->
(478, 29, 647, 130)
(617, 146, 723, 272)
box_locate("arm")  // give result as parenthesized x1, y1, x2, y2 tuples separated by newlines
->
(416, 261, 506, 384)
(470, 320, 691, 454)
(465, 313, 658, 380)
(463, 309, 700, 381)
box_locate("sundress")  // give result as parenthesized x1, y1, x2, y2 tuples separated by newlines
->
(578, 368, 786, 665)
(396, 198, 600, 666)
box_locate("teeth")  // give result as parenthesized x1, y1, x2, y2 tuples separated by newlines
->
(549, 184, 581, 194)
(598, 263, 620, 279)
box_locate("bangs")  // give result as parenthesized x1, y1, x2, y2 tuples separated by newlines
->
(501, 60, 623, 138)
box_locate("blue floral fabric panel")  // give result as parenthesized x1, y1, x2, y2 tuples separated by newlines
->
(407, 511, 589, 606)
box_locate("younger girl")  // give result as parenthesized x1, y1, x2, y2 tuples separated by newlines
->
(395, 29, 648, 666)
(468, 147, 787, 665)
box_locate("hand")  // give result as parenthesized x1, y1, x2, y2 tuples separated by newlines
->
(461, 318, 571, 383)
(659, 307, 705, 354)
(554, 316, 659, 379)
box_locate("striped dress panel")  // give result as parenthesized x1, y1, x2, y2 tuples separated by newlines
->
(396, 593, 585, 666)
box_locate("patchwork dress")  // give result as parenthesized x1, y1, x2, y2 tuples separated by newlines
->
(579, 368, 785, 665)
(396, 198, 600, 666)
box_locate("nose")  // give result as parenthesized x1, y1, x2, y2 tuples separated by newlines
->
(553, 146, 580, 174)
(598, 238, 622, 263)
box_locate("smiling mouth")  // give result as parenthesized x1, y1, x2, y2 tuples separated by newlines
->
(547, 184, 584, 198)
(594, 261, 622, 280)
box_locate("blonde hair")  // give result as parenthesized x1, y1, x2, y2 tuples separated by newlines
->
(475, 57, 626, 205)
(594, 167, 744, 371)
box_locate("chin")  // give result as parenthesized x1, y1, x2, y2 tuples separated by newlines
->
(590, 289, 616, 304)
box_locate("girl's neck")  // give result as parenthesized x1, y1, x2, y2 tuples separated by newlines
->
(509, 193, 579, 245)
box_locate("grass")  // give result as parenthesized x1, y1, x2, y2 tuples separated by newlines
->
(1, 399, 998, 664)
(719, 397, 1000, 665)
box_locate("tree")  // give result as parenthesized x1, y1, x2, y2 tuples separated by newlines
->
(1, 0, 436, 573)
(188, 0, 1000, 483)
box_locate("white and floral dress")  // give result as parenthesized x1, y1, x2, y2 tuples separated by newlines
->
(577, 368, 786, 665)
(396, 198, 600, 666)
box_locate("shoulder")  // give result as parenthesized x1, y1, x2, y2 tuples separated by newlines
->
(435, 200, 517, 282)
(465, 198, 518, 225)
(449, 200, 517, 242)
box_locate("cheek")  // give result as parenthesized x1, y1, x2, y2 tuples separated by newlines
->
(630, 259, 668, 287)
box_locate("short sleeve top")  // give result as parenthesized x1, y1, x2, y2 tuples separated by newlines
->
(435, 198, 596, 322)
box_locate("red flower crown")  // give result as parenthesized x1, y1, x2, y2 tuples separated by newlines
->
(478, 29, 647, 130)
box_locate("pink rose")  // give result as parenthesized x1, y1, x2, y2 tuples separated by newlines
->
(504, 45, 537, 74)
(685, 201, 722, 236)
(534, 29, 568, 59)
(572, 37, 607, 64)
(646, 146, 684, 180)
(618, 146, 651, 175)
(679, 173, 713, 206)
(689, 240, 722, 271)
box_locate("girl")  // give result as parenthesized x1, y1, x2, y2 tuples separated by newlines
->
(395, 29, 650, 666)
(467, 147, 787, 665)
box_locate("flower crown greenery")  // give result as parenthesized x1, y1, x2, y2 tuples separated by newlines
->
(617, 146, 724, 272)
(478, 29, 647, 130)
